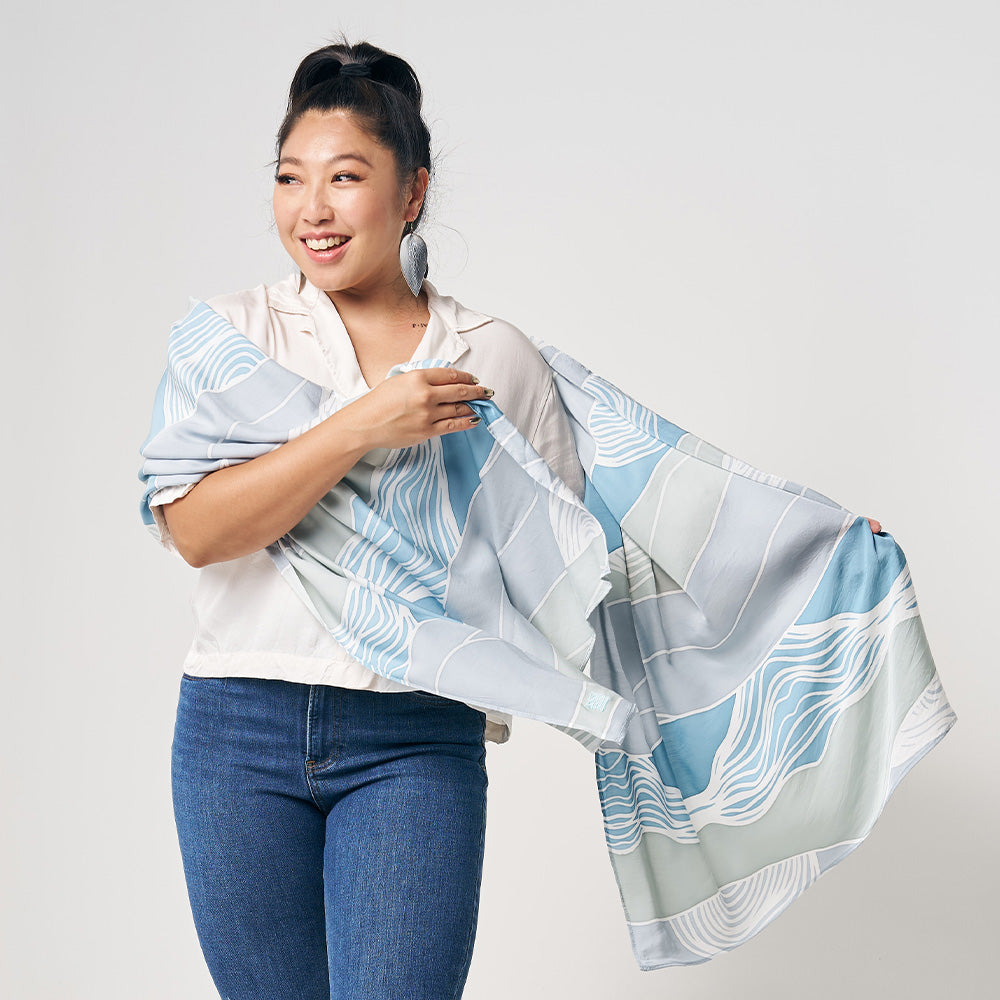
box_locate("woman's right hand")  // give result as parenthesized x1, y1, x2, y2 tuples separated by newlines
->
(342, 367, 491, 451)
(161, 368, 492, 568)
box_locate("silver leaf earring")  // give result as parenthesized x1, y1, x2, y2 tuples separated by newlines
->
(399, 223, 428, 297)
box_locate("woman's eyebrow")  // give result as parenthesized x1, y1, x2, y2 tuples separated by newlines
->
(277, 153, 373, 168)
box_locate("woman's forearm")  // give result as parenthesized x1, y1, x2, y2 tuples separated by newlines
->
(162, 407, 373, 567)
(162, 367, 487, 567)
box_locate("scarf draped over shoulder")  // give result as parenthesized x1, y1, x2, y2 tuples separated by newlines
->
(140, 301, 955, 970)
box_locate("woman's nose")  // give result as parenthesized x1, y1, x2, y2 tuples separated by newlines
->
(303, 184, 334, 224)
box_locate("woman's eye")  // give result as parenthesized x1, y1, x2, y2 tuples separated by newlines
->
(274, 171, 358, 185)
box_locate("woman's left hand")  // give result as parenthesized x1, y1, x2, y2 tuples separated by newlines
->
(866, 518, 883, 534)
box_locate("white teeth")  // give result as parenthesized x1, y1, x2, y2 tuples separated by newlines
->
(305, 236, 348, 250)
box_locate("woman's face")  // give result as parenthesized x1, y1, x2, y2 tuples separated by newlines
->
(273, 110, 427, 298)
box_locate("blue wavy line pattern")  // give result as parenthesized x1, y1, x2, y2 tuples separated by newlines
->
(598, 748, 698, 849)
(333, 441, 462, 680)
(162, 302, 267, 425)
(687, 570, 916, 824)
(596, 567, 919, 851)
(582, 374, 667, 467)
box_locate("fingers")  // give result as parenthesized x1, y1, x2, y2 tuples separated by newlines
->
(365, 368, 492, 444)
(422, 367, 495, 396)
(422, 366, 480, 387)
(436, 413, 482, 437)
(415, 369, 494, 413)
(866, 517, 883, 534)
(435, 396, 484, 430)
(425, 371, 488, 437)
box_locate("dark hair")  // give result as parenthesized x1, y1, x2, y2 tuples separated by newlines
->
(277, 40, 432, 225)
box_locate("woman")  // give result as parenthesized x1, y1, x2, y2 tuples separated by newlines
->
(145, 39, 586, 1000)
(141, 37, 927, 1000)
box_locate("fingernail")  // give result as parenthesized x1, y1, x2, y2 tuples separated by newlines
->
(482, 387, 495, 398)
(470, 376, 480, 384)
(470, 416, 481, 425)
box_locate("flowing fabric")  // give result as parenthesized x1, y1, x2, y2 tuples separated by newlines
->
(140, 301, 955, 969)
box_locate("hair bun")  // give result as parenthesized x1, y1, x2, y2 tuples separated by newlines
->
(366, 52, 421, 108)
(287, 45, 422, 113)
(338, 62, 372, 78)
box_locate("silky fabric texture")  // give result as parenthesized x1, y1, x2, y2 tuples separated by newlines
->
(172, 675, 488, 1000)
(146, 274, 585, 745)
(140, 302, 955, 970)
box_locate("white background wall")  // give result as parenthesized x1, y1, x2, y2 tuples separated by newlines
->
(2, 1, 996, 997)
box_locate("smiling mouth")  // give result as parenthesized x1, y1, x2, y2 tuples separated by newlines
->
(303, 236, 350, 250)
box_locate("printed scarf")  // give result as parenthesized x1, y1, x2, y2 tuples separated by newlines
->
(140, 302, 955, 969)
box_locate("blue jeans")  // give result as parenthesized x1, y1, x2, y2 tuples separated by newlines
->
(171, 675, 489, 1000)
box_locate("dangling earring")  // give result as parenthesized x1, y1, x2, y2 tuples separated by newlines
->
(399, 222, 428, 297)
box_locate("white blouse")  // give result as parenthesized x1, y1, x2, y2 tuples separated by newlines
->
(149, 272, 586, 744)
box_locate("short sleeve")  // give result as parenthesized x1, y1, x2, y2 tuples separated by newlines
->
(147, 483, 197, 554)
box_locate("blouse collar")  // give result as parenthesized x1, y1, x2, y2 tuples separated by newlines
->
(267, 272, 493, 400)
